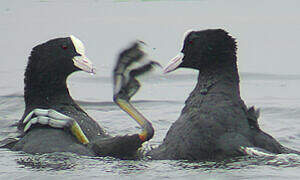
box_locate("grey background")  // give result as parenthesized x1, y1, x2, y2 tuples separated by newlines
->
(1, 0, 300, 98)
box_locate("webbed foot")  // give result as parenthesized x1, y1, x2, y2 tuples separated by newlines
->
(22, 108, 89, 144)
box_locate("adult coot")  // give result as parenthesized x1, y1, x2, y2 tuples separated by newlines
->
(19, 30, 299, 160)
(8, 35, 107, 155)
(148, 29, 298, 160)
(5, 39, 155, 159)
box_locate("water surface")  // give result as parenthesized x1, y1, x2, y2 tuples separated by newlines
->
(1, 0, 300, 179)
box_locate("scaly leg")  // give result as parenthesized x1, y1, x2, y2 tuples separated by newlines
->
(113, 41, 160, 142)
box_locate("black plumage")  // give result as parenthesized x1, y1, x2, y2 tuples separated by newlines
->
(12, 36, 106, 155)
(148, 29, 298, 160)
(7, 38, 154, 159)
(8, 30, 298, 160)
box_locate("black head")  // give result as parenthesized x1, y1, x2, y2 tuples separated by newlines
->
(24, 35, 95, 105)
(164, 29, 237, 73)
(26, 35, 94, 79)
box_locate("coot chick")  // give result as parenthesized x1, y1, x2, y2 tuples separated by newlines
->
(148, 29, 298, 160)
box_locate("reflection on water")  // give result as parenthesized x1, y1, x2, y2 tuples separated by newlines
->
(10, 148, 300, 174)
(17, 152, 80, 171)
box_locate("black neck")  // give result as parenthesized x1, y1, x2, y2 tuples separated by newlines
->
(183, 55, 240, 111)
(197, 57, 239, 95)
(24, 71, 74, 109)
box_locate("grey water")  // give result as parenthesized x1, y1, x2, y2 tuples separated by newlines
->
(1, 0, 300, 179)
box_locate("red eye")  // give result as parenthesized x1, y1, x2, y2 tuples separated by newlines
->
(62, 44, 68, 50)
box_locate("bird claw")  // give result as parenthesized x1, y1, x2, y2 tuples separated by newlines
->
(23, 116, 74, 132)
(22, 108, 89, 144)
(23, 108, 72, 124)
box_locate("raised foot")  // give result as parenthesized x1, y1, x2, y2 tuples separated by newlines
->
(113, 41, 161, 101)
(22, 108, 89, 144)
(113, 41, 160, 142)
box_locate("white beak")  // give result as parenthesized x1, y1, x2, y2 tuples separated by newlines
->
(163, 52, 184, 73)
(70, 35, 95, 74)
(73, 55, 96, 74)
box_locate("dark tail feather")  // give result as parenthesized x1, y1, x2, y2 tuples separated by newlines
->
(247, 106, 260, 130)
